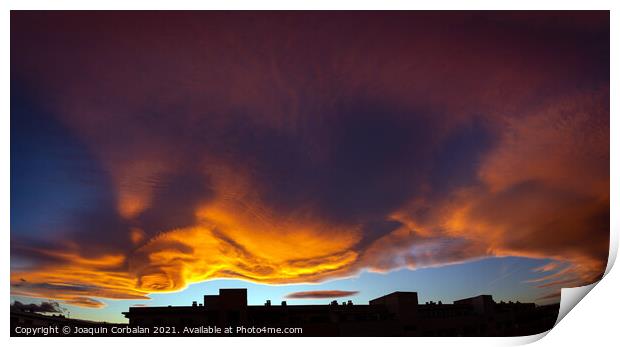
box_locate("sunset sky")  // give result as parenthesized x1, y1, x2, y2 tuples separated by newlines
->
(11, 11, 609, 323)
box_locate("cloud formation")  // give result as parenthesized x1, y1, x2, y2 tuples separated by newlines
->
(11, 300, 63, 313)
(286, 290, 359, 299)
(11, 11, 609, 307)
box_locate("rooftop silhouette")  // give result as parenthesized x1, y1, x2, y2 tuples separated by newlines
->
(118, 288, 559, 336)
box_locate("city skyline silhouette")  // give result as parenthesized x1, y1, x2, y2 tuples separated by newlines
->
(12, 287, 560, 336)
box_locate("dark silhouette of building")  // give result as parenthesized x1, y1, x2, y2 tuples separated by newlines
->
(122, 288, 560, 336)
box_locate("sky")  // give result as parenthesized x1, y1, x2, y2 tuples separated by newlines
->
(10, 11, 609, 323)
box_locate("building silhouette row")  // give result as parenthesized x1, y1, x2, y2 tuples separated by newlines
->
(120, 288, 559, 336)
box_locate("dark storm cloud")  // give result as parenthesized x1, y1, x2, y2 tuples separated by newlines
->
(429, 118, 497, 196)
(208, 100, 441, 226)
(135, 170, 215, 235)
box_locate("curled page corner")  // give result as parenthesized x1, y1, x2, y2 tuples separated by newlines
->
(548, 230, 618, 332)
(517, 280, 603, 344)
(511, 331, 549, 345)
(554, 282, 598, 326)
(524, 234, 617, 344)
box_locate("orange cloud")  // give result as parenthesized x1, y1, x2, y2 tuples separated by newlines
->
(64, 297, 106, 309)
(343, 90, 609, 293)
(532, 262, 561, 273)
(11, 250, 149, 308)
